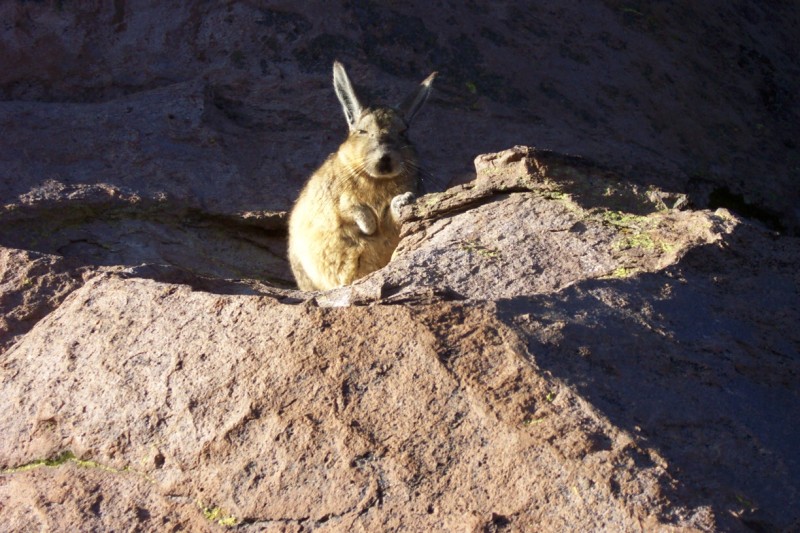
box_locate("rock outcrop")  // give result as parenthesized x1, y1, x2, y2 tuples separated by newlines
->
(2, 2, 799, 531)
(2, 146, 799, 531)
(1, 2, 798, 232)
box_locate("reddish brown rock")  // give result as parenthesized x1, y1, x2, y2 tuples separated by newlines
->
(336, 147, 729, 305)
(0, 462, 214, 532)
(0, 247, 86, 354)
(2, 147, 798, 530)
(2, 2, 799, 530)
(0, 275, 716, 531)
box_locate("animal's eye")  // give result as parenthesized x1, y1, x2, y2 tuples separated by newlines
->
(356, 129, 368, 136)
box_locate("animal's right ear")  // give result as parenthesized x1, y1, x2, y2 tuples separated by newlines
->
(333, 61, 363, 131)
(399, 71, 437, 125)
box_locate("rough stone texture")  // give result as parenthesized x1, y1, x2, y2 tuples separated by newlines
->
(0, 463, 214, 533)
(0, 85, 293, 285)
(0, 276, 716, 531)
(506, 224, 800, 531)
(2, 2, 800, 531)
(2, 146, 799, 531)
(348, 148, 721, 303)
(1, 1, 798, 232)
(0, 248, 86, 354)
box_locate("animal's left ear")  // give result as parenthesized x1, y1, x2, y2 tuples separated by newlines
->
(333, 61, 363, 131)
(399, 71, 437, 125)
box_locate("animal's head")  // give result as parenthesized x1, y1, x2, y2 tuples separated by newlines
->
(332, 61, 436, 179)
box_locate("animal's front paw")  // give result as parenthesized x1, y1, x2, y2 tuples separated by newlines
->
(390, 192, 416, 221)
(354, 206, 378, 235)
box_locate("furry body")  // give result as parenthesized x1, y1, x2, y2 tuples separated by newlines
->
(288, 63, 435, 291)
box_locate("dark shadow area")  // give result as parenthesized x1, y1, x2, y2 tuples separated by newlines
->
(496, 223, 800, 531)
(115, 263, 302, 302)
(0, 206, 297, 290)
(708, 186, 786, 234)
(2, 1, 798, 234)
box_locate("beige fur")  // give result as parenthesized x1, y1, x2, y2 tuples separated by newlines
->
(288, 62, 436, 291)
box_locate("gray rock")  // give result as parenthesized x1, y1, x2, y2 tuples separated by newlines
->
(1, 1, 798, 232)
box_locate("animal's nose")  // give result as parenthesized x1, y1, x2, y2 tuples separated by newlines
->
(377, 154, 393, 173)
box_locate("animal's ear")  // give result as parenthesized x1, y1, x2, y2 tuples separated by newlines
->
(399, 71, 437, 125)
(333, 61, 363, 131)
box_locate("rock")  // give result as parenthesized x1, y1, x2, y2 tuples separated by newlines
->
(0, 80, 296, 217)
(0, 275, 714, 531)
(0, 462, 214, 532)
(2, 2, 800, 530)
(0, 248, 86, 354)
(2, 146, 799, 530)
(1, 2, 798, 232)
(356, 147, 726, 301)
(0, 81, 293, 285)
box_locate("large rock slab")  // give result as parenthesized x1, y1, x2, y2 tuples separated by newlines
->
(334, 147, 724, 304)
(2, 147, 798, 530)
(0, 274, 714, 531)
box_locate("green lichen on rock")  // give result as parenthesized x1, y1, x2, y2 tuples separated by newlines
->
(2, 450, 129, 475)
(1, 450, 153, 483)
(603, 266, 639, 279)
(599, 209, 674, 254)
(599, 209, 650, 230)
(1, 450, 78, 473)
(614, 232, 657, 252)
(199, 503, 239, 527)
(460, 239, 502, 260)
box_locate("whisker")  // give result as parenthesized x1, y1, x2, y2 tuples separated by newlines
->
(403, 160, 442, 190)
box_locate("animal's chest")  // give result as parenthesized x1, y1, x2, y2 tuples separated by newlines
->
(353, 183, 397, 217)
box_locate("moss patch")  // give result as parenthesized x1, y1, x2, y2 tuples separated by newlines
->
(460, 239, 502, 260)
(199, 503, 239, 527)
